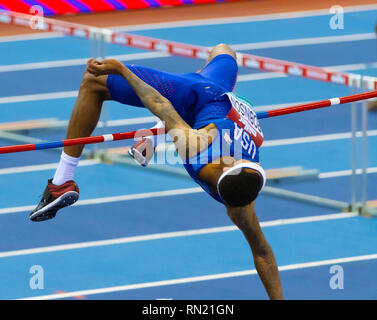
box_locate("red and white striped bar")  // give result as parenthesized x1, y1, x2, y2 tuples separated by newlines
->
(1, 10, 376, 90)
(1, 90, 376, 155)
(262, 90, 377, 119)
(0, 128, 164, 154)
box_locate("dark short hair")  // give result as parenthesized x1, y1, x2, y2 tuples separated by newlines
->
(218, 168, 263, 207)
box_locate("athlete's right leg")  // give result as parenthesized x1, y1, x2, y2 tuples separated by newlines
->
(29, 70, 112, 222)
(30, 61, 187, 221)
(64, 71, 111, 158)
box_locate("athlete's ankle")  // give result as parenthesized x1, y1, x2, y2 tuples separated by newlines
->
(52, 151, 80, 186)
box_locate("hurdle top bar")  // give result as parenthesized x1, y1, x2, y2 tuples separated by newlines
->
(1, 10, 376, 90)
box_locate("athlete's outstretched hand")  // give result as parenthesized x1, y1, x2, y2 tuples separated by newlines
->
(86, 58, 125, 76)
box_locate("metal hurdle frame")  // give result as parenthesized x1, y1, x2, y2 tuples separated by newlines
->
(0, 10, 376, 215)
(349, 76, 377, 217)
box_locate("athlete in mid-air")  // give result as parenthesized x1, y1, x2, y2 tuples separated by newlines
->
(29, 43, 284, 300)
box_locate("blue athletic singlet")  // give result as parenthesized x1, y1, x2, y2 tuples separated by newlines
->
(107, 54, 264, 204)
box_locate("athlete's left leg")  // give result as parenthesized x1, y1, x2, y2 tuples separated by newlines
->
(64, 72, 111, 158)
(197, 43, 237, 73)
(197, 43, 238, 91)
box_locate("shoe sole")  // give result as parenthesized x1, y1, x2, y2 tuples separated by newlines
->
(30, 191, 79, 222)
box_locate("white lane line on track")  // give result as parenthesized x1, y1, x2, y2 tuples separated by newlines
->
(19, 251, 376, 300)
(0, 115, 157, 132)
(0, 32, 63, 43)
(110, 4, 377, 31)
(263, 130, 377, 147)
(0, 91, 78, 104)
(0, 212, 357, 259)
(319, 167, 377, 179)
(231, 33, 376, 51)
(0, 187, 204, 215)
(0, 159, 100, 175)
(0, 51, 169, 72)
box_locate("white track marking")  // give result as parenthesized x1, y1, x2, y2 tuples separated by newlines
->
(0, 51, 169, 72)
(327, 62, 377, 72)
(0, 32, 63, 43)
(231, 33, 376, 51)
(263, 130, 377, 147)
(110, 4, 377, 31)
(253, 100, 313, 112)
(105, 116, 157, 127)
(0, 212, 357, 259)
(0, 159, 99, 175)
(0, 187, 204, 215)
(0, 116, 157, 131)
(237, 72, 284, 81)
(0, 91, 78, 104)
(319, 167, 377, 179)
(19, 251, 376, 300)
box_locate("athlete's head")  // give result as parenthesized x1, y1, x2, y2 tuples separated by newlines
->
(217, 163, 265, 207)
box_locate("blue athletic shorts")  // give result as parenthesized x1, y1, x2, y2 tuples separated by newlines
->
(106, 54, 238, 128)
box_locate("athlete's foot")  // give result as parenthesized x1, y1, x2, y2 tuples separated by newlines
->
(128, 137, 155, 167)
(29, 179, 79, 222)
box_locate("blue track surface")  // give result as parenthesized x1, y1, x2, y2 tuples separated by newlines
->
(0, 7, 376, 300)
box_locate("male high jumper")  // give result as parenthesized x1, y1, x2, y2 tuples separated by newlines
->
(30, 44, 284, 300)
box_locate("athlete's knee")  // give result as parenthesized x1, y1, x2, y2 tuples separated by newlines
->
(80, 71, 109, 97)
(210, 43, 236, 60)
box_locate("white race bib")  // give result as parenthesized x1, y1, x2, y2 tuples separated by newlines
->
(225, 92, 264, 147)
